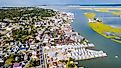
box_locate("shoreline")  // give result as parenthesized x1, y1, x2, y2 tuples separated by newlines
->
(84, 12, 121, 44)
(0, 8, 107, 68)
(89, 23, 121, 44)
(45, 11, 107, 66)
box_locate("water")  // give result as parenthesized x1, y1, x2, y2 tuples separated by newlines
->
(102, 17, 121, 27)
(44, 6, 121, 68)
(1, 0, 121, 67)
(1, 4, 121, 67)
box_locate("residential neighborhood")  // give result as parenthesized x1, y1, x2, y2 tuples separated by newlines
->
(0, 7, 107, 68)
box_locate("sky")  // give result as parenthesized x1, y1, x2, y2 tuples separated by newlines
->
(0, 0, 121, 7)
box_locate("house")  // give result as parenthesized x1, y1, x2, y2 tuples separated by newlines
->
(0, 58, 4, 67)
(88, 19, 96, 22)
(95, 18, 102, 22)
(18, 21, 25, 25)
(0, 22, 7, 28)
(6, 31, 12, 37)
(13, 63, 22, 68)
(35, 21, 43, 27)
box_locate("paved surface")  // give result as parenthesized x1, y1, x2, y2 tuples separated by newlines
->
(40, 45, 46, 68)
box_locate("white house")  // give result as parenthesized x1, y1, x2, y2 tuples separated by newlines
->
(35, 21, 43, 27)
(88, 19, 96, 22)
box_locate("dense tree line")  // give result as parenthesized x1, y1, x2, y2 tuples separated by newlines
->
(0, 7, 56, 21)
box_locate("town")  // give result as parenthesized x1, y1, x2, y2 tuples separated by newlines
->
(0, 7, 107, 68)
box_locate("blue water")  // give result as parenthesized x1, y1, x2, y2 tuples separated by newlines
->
(44, 6, 121, 68)
(1, 0, 121, 67)
(102, 17, 121, 27)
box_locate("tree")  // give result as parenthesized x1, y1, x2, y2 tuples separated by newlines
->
(66, 58, 77, 68)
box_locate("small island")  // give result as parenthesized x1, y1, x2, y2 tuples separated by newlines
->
(85, 12, 121, 44)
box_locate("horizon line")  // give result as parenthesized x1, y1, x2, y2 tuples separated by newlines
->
(1, 3, 121, 7)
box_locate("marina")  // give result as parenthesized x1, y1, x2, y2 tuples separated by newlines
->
(0, 0, 121, 67)
(0, 7, 107, 68)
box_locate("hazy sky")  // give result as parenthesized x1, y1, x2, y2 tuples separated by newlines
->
(0, 0, 121, 6)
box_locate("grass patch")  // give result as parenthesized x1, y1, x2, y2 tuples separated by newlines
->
(5, 55, 14, 65)
(84, 12, 96, 19)
(111, 12, 121, 16)
(89, 22, 121, 43)
(95, 9, 109, 12)
(84, 12, 121, 43)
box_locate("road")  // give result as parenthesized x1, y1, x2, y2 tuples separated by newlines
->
(39, 45, 46, 68)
